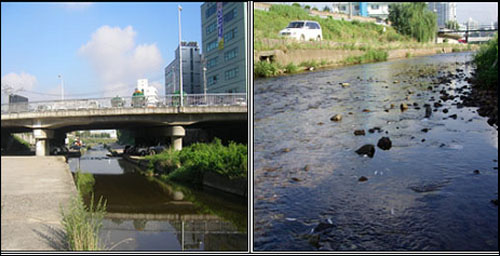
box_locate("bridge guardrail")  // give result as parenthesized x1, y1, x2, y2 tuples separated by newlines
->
(1, 93, 247, 114)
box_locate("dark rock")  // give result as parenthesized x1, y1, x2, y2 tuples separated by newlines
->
(291, 177, 302, 182)
(421, 128, 429, 133)
(491, 199, 498, 206)
(314, 221, 335, 233)
(421, 139, 426, 142)
(377, 137, 392, 150)
(317, 122, 324, 125)
(443, 108, 449, 113)
(425, 106, 432, 118)
(473, 170, 480, 174)
(362, 109, 370, 112)
(433, 102, 442, 108)
(449, 114, 458, 119)
(283, 148, 291, 153)
(304, 165, 311, 172)
(355, 144, 375, 158)
(354, 130, 366, 136)
(358, 176, 368, 182)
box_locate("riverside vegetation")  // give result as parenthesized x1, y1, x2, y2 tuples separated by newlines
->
(144, 138, 247, 186)
(60, 171, 106, 250)
(254, 4, 473, 78)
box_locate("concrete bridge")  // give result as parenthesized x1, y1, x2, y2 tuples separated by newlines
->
(1, 94, 247, 156)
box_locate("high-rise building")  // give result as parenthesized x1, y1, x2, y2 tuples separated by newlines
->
(201, 2, 247, 93)
(464, 17, 479, 30)
(164, 41, 202, 95)
(427, 2, 457, 28)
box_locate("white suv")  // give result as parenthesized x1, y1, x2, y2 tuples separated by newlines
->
(279, 20, 323, 41)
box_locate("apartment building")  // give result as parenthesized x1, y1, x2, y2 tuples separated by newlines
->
(164, 41, 202, 95)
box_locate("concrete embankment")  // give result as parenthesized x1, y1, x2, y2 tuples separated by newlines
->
(1, 156, 77, 250)
(255, 46, 471, 68)
(122, 154, 247, 197)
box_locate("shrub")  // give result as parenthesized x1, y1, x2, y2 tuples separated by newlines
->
(254, 61, 281, 78)
(473, 33, 498, 89)
(285, 62, 299, 74)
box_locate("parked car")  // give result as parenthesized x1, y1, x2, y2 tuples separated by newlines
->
(148, 144, 166, 155)
(279, 20, 322, 41)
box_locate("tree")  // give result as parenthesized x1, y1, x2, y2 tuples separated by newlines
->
(304, 5, 310, 10)
(388, 2, 437, 42)
(312, 7, 318, 11)
(445, 20, 459, 30)
(292, 3, 300, 8)
(323, 6, 331, 12)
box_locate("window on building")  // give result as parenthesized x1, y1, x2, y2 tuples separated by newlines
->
(208, 74, 219, 86)
(354, 5, 359, 11)
(206, 4, 216, 19)
(371, 4, 379, 10)
(206, 40, 218, 52)
(206, 22, 216, 34)
(341, 6, 346, 11)
(224, 48, 238, 62)
(224, 8, 237, 23)
(225, 67, 238, 80)
(207, 56, 218, 68)
(224, 27, 237, 42)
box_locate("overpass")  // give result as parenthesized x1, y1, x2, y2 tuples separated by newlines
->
(1, 94, 247, 156)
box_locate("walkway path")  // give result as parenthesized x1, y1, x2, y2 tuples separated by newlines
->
(1, 156, 77, 251)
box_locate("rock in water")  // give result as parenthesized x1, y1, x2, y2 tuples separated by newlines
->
(355, 144, 375, 158)
(377, 137, 392, 150)
(358, 176, 368, 182)
(330, 114, 342, 122)
(354, 130, 366, 136)
(425, 105, 432, 118)
(400, 103, 408, 111)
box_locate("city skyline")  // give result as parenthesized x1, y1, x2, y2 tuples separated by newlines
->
(1, 2, 203, 102)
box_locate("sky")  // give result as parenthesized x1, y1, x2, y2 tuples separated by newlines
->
(1, 2, 203, 103)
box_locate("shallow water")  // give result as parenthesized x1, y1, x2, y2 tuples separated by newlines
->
(68, 147, 247, 251)
(254, 52, 498, 251)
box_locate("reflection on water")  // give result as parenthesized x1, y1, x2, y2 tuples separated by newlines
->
(68, 147, 247, 251)
(254, 53, 498, 251)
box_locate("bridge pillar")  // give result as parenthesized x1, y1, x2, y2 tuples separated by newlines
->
(33, 129, 54, 156)
(167, 126, 185, 151)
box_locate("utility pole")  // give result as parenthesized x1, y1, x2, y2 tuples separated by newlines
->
(58, 74, 64, 100)
(348, 2, 352, 20)
(178, 5, 183, 107)
(202, 55, 207, 104)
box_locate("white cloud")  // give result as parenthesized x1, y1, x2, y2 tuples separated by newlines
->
(1, 72, 38, 103)
(78, 25, 163, 97)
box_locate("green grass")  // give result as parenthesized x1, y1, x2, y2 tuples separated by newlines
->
(254, 61, 281, 78)
(145, 138, 247, 185)
(254, 4, 413, 51)
(61, 171, 106, 250)
(342, 49, 388, 65)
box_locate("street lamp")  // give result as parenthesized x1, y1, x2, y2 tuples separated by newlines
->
(58, 74, 64, 100)
(178, 5, 183, 107)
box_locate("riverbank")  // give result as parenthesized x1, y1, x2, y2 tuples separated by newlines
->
(254, 4, 478, 78)
(121, 139, 248, 197)
(255, 45, 476, 78)
(1, 156, 77, 250)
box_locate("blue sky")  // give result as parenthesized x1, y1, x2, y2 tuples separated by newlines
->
(1, 2, 203, 102)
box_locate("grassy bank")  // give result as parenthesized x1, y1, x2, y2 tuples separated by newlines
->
(60, 171, 106, 250)
(473, 33, 498, 89)
(145, 138, 247, 186)
(254, 4, 474, 78)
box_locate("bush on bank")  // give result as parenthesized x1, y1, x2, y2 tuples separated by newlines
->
(145, 138, 247, 185)
(473, 33, 498, 89)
